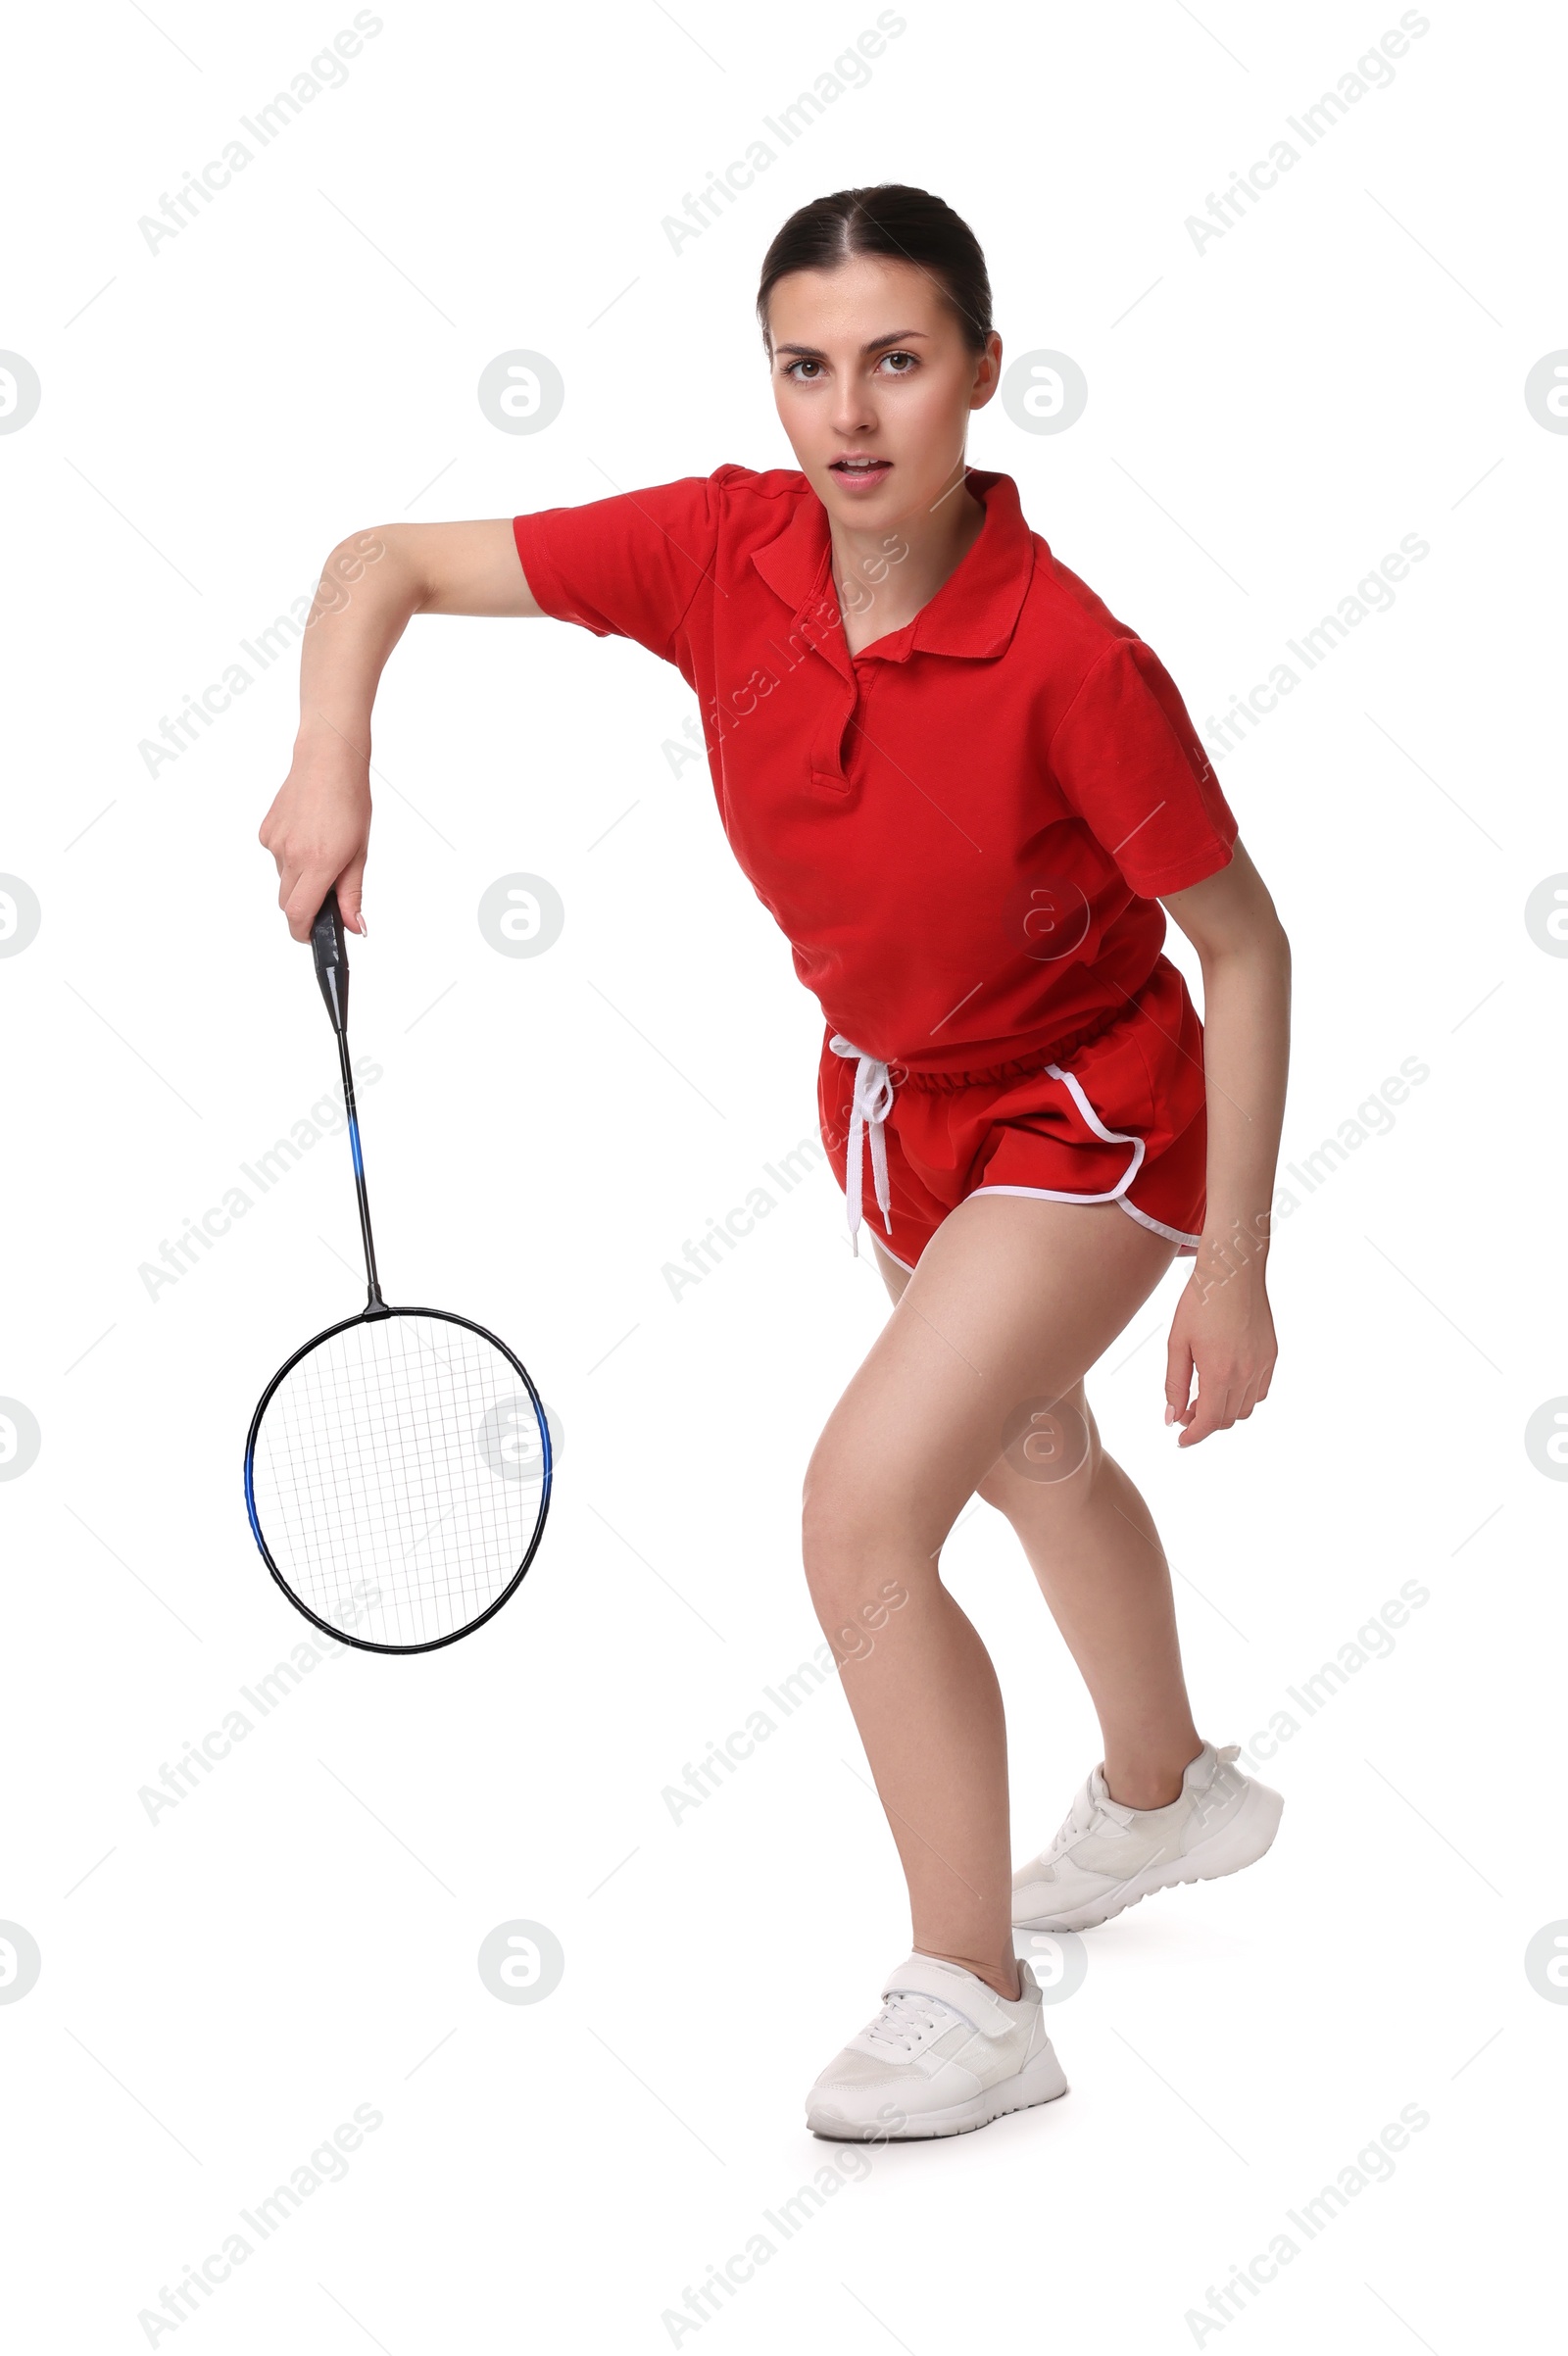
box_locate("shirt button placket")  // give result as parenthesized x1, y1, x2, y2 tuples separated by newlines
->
(810, 666, 858, 796)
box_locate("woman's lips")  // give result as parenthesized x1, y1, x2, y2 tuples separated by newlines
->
(828, 458, 893, 491)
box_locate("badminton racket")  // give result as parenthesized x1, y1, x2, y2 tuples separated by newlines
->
(244, 889, 551, 1652)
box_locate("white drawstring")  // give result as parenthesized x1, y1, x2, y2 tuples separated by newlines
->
(828, 1035, 896, 1255)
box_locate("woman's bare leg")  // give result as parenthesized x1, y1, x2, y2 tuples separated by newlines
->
(802, 1194, 1176, 2000)
(871, 1236, 1202, 1812)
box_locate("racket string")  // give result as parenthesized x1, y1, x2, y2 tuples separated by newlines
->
(250, 1312, 546, 1646)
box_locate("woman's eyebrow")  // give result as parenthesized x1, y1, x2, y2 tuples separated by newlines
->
(773, 329, 930, 360)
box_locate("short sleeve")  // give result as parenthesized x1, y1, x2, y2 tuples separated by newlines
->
(512, 472, 724, 668)
(1048, 637, 1237, 898)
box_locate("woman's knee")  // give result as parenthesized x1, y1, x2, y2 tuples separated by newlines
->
(800, 1461, 911, 1594)
(800, 1438, 939, 1621)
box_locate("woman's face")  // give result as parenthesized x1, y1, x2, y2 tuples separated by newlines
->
(766, 254, 1001, 531)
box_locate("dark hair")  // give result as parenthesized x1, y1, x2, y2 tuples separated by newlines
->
(756, 183, 993, 355)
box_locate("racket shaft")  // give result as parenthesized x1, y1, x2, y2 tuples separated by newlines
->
(337, 1029, 384, 1308)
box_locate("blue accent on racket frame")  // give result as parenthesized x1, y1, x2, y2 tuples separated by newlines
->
(243, 1446, 263, 1552)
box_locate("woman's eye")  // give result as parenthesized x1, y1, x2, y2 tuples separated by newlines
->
(879, 351, 917, 374)
(785, 359, 823, 380)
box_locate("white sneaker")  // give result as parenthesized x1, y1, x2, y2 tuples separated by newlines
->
(1011, 1742, 1283, 1936)
(805, 1951, 1068, 2141)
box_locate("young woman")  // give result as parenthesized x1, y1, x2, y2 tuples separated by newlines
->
(261, 184, 1291, 2143)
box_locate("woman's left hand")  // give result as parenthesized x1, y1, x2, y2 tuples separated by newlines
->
(1164, 1251, 1277, 1447)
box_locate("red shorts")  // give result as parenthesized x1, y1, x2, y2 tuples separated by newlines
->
(816, 958, 1208, 1270)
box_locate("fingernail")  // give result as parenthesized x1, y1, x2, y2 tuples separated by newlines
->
(1163, 1404, 1174, 1425)
(356, 913, 368, 936)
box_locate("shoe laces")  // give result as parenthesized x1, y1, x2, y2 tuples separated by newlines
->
(1045, 1777, 1108, 1859)
(864, 1989, 950, 2054)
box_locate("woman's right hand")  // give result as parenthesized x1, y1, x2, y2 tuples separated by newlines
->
(259, 730, 372, 942)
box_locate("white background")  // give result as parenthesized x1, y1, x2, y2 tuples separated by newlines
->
(3, 1, 1565, 2347)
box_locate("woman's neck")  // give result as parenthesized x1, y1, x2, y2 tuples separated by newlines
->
(830, 467, 988, 655)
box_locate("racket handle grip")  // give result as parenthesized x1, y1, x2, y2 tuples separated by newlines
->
(312, 888, 350, 1033)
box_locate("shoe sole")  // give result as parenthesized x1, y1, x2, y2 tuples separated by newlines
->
(1012, 1777, 1284, 1938)
(807, 2042, 1069, 2141)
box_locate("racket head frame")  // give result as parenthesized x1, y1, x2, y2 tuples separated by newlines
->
(243, 1301, 553, 1655)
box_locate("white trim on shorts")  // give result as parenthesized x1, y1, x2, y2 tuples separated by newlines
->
(1114, 1196, 1201, 1248)
(871, 1237, 917, 1274)
(873, 1196, 1199, 1268)
(968, 1059, 1145, 1208)
(906, 1059, 1200, 1258)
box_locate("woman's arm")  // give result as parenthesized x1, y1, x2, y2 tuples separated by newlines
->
(1159, 839, 1291, 1447)
(258, 519, 542, 940)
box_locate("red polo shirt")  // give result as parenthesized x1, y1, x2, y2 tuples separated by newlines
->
(512, 465, 1236, 1077)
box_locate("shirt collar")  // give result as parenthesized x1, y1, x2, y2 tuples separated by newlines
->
(751, 468, 1034, 664)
